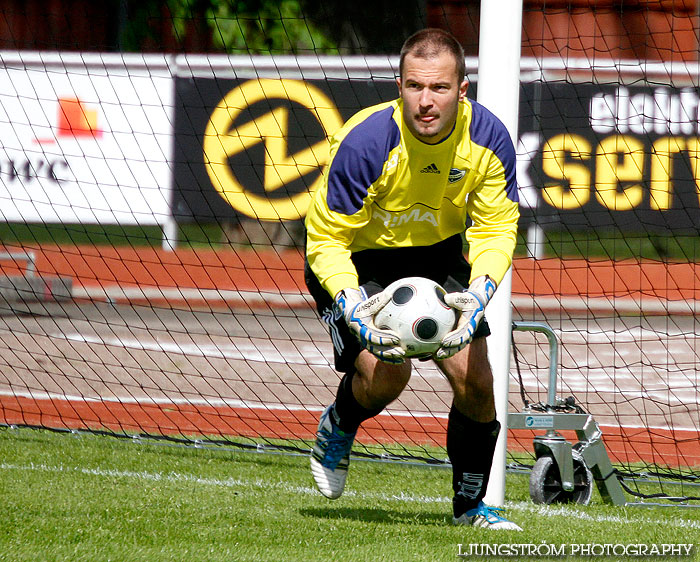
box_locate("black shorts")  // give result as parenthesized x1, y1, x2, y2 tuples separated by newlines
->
(305, 234, 491, 373)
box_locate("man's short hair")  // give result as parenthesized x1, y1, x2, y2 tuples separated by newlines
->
(399, 28, 466, 83)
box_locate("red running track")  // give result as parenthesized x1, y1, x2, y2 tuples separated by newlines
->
(2, 395, 699, 469)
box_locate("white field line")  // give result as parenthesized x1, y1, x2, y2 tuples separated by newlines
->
(51, 330, 333, 367)
(511, 501, 700, 530)
(5, 319, 696, 430)
(71, 285, 315, 308)
(0, 389, 439, 420)
(45, 329, 446, 381)
(555, 325, 700, 343)
(516, 296, 700, 315)
(71, 285, 700, 315)
(1, 461, 699, 530)
(0, 388, 325, 411)
(47, 329, 699, 410)
(47, 327, 700, 402)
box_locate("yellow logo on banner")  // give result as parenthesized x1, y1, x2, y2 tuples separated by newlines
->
(203, 79, 343, 220)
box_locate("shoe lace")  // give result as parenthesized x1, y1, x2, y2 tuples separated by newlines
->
(478, 504, 509, 524)
(321, 426, 354, 466)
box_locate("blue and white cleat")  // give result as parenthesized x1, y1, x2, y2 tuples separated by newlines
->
(453, 501, 523, 531)
(310, 404, 356, 499)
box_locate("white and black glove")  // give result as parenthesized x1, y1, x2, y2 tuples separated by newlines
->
(334, 287, 405, 364)
(434, 275, 497, 360)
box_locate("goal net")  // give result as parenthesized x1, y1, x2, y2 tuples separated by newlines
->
(0, 1, 698, 503)
(512, 0, 700, 502)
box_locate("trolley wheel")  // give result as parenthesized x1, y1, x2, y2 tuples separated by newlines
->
(529, 452, 593, 505)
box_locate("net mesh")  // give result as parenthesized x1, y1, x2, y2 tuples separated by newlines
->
(0, 0, 698, 503)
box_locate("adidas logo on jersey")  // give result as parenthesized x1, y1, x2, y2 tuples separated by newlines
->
(420, 163, 440, 173)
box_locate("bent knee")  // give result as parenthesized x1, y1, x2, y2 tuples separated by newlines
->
(354, 352, 412, 407)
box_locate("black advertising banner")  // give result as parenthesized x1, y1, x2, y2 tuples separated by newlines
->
(173, 75, 700, 232)
(172, 77, 399, 223)
(519, 82, 700, 231)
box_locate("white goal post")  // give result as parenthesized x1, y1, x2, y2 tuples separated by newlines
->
(478, 0, 524, 507)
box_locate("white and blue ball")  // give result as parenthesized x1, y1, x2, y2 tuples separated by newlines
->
(374, 277, 457, 358)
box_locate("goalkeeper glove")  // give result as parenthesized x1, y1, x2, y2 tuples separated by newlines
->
(334, 287, 405, 364)
(434, 275, 497, 361)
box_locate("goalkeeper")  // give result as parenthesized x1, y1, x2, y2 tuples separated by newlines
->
(304, 28, 521, 530)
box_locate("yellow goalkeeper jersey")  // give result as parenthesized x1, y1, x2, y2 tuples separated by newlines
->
(305, 97, 520, 299)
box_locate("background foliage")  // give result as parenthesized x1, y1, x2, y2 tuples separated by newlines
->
(118, 0, 425, 54)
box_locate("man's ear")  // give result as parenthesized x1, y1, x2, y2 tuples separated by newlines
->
(396, 77, 402, 94)
(459, 80, 468, 101)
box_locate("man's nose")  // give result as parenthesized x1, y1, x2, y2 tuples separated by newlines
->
(418, 88, 433, 108)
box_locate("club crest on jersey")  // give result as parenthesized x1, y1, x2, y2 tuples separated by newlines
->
(448, 168, 466, 183)
(420, 163, 440, 174)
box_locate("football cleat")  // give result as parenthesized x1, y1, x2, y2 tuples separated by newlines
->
(310, 404, 356, 499)
(453, 501, 523, 531)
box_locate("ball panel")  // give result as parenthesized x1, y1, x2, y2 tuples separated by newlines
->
(373, 277, 458, 358)
(434, 285, 448, 305)
(414, 317, 438, 340)
(392, 285, 414, 305)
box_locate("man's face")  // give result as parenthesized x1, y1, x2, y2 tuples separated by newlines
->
(397, 50, 468, 145)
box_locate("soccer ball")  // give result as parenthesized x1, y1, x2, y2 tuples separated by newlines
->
(374, 277, 458, 358)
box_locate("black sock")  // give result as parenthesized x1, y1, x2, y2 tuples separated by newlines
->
(331, 371, 383, 433)
(447, 404, 501, 517)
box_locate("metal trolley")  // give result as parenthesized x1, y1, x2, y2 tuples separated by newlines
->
(509, 321, 627, 506)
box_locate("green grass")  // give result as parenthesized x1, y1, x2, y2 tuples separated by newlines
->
(1, 428, 699, 561)
(0, 222, 230, 249)
(514, 228, 700, 261)
(4, 221, 700, 261)
(0, 221, 307, 251)
(0, 223, 165, 247)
